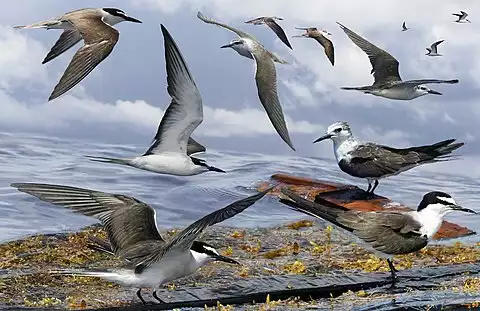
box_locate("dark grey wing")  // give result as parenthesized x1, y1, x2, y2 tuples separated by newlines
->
(135, 186, 274, 268)
(402, 21, 407, 30)
(264, 19, 292, 49)
(337, 22, 401, 84)
(187, 137, 206, 155)
(49, 17, 120, 101)
(245, 17, 266, 24)
(338, 211, 428, 255)
(452, 13, 463, 17)
(460, 11, 468, 17)
(197, 11, 255, 40)
(43, 29, 82, 64)
(430, 40, 444, 53)
(143, 25, 203, 155)
(10, 183, 165, 260)
(252, 49, 295, 151)
(280, 188, 350, 231)
(314, 34, 334, 66)
(340, 143, 420, 178)
(403, 79, 459, 86)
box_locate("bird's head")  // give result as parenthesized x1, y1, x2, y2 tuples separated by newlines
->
(220, 39, 245, 49)
(320, 29, 332, 36)
(313, 121, 353, 144)
(190, 241, 240, 265)
(414, 85, 442, 96)
(102, 8, 142, 25)
(417, 191, 476, 216)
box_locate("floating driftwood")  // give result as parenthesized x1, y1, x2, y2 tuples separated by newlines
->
(258, 174, 476, 240)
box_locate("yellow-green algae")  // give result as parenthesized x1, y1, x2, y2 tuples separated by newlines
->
(0, 223, 478, 309)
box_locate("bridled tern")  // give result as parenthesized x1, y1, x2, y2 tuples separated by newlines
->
(10, 183, 275, 304)
(14, 8, 142, 101)
(293, 27, 334, 66)
(453, 11, 471, 23)
(337, 22, 459, 100)
(85, 25, 224, 176)
(313, 121, 464, 197)
(280, 188, 477, 282)
(197, 11, 295, 151)
(426, 40, 444, 56)
(245, 16, 293, 49)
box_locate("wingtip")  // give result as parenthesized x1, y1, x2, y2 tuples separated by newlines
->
(48, 93, 58, 102)
(10, 182, 22, 189)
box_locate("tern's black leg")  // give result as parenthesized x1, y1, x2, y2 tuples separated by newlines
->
(366, 181, 372, 193)
(152, 290, 165, 303)
(370, 180, 379, 197)
(387, 258, 398, 282)
(136, 288, 147, 305)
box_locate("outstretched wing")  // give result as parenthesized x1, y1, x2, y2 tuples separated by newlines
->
(134, 186, 274, 268)
(11, 183, 165, 261)
(43, 29, 82, 64)
(143, 25, 203, 155)
(337, 22, 401, 84)
(197, 11, 255, 40)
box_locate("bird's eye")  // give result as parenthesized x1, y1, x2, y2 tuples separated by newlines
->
(334, 128, 342, 133)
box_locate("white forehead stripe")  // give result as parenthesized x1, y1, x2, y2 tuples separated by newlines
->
(204, 246, 219, 255)
(438, 196, 456, 205)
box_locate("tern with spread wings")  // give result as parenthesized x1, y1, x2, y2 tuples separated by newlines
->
(338, 22, 459, 100)
(293, 27, 334, 66)
(14, 8, 142, 101)
(11, 182, 274, 304)
(197, 11, 295, 151)
(85, 25, 224, 176)
(245, 16, 293, 49)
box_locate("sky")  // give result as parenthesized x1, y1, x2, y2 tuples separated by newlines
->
(1, 0, 479, 163)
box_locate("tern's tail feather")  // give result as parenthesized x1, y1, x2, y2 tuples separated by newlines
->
(50, 268, 137, 285)
(84, 155, 132, 166)
(340, 86, 373, 91)
(14, 20, 62, 29)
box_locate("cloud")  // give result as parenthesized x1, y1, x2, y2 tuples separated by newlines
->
(2, 0, 480, 157)
(0, 26, 49, 90)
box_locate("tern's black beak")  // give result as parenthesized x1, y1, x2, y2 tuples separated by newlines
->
(125, 16, 142, 23)
(215, 254, 240, 265)
(428, 89, 442, 95)
(313, 134, 332, 143)
(452, 205, 477, 214)
(220, 43, 233, 49)
(208, 165, 226, 173)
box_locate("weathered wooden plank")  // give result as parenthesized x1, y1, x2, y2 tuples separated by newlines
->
(79, 263, 480, 310)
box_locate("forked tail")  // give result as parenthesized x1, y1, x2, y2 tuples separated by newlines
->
(415, 139, 464, 163)
(84, 155, 132, 166)
(49, 268, 135, 285)
(14, 20, 61, 30)
(340, 86, 374, 92)
(50, 268, 117, 278)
